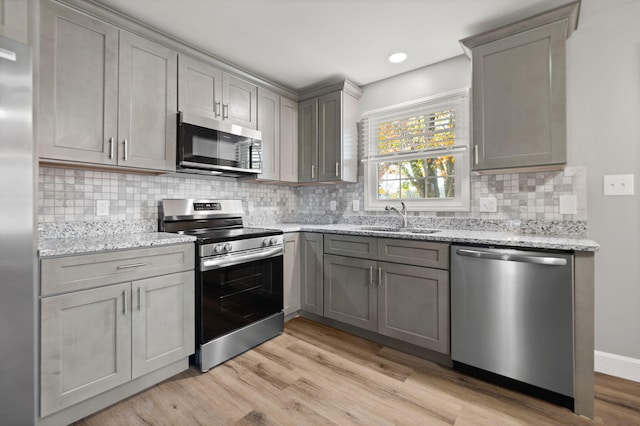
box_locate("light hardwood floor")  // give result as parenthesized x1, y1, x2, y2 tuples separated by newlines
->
(75, 317, 640, 425)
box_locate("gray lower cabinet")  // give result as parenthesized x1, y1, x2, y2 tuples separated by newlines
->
(323, 254, 377, 332)
(39, 244, 195, 419)
(0, 0, 29, 43)
(378, 261, 449, 353)
(38, 0, 177, 172)
(299, 233, 323, 315)
(322, 234, 450, 353)
(283, 233, 300, 316)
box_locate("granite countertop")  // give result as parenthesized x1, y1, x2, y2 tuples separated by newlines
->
(260, 224, 600, 252)
(38, 232, 197, 258)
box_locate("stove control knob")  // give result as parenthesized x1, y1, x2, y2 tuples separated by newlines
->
(213, 245, 223, 254)
(224, 243, 233, 252)
(269, 237, 277, 245)
(263, 238, 271, 246)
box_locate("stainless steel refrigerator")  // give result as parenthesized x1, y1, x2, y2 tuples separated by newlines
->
(0, 35, 37, 424)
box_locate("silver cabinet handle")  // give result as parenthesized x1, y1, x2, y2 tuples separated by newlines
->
(369, 266, 373, 286)
(109, 137, 114, 159)
(222, 103, 229, 119)
(378, 267, 382, 287)
(215, 101, 221, 118)
(123, 290, 128, 315)
(117, 262, 147, 269)
(0, 47, 17, 62)
(335, 162, 340, 177)
(138, 287, 144, 310)
(311, 164, 315, 180)
(123, 139, 128, 161)
(456, 249, 567, 266)
(201, 246, 283, 271)
(474, 145, 479, 165)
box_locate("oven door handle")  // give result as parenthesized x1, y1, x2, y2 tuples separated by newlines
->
(201, 246, 283, 271)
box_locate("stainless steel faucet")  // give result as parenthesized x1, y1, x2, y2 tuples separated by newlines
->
(385, 202, 408, 229)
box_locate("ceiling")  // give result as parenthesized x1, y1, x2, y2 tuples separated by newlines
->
(92, 0, 576, 92)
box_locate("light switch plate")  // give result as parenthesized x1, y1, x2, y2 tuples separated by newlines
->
(330, 200, 337, 211)
(479, 197, 497, 213)
(603, 174, 634, 196)
(352, 200, 360, 211)
(559, 195, 577, 215)
(96, 200, 109, 216)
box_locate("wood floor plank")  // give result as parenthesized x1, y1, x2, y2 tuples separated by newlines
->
(74, 318, 640, 426)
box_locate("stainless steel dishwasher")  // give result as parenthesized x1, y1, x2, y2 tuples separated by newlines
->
(451, 244, 574, 408)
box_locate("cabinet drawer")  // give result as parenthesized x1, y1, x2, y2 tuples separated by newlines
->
(324, 234, 377, 260)
(41, 244, 195, 296)
(378, 238, 449, 269)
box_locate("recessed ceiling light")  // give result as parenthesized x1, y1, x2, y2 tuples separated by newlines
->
(388, 52, 407, 63)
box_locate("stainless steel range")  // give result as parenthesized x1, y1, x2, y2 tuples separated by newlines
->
(160, 199, 284, 372)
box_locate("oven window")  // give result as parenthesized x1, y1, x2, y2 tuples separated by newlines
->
(200, 256, 283, 342)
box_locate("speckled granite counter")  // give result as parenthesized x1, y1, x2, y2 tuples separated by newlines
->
(260, 224, 600, 252)
(38, 232, 197, 258)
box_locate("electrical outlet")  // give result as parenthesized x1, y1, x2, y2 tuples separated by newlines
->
(352, 200, 360, 212)
(96, 200, 110, 216)
(603, 174, 634, 196)
(479, 197, 497, 213)
(559, 195, 577, 215)
(330, 200, 337, 211)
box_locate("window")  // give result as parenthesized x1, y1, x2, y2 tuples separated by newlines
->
(362, 88, 470, 211)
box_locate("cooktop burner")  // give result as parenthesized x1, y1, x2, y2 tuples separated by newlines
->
(159, 198, 282, 244)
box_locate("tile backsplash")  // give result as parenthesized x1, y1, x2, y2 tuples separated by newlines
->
(38, 165, 587, 229)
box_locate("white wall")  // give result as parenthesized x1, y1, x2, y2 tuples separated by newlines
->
(567, 0, 640, 380)
(360, 0, 640, 381)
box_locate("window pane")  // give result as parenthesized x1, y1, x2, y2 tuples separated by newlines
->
(377, 155, 456, 200)
(426, 176, 455, 198)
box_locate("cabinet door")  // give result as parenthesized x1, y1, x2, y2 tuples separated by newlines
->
(298, 98, 318, 183)
(280, 97, 299, 182)
(300, 232, 323, 315)
(118, 31, 177, 171)
(177, 55, 223, 121)
(323, 255, 377, 331)
(38, 1, 118, 165)
(131, 271, 194, 379)
(222, 73, 257, 129)
(283, 233, 301, 316)
(317, 91, 342, 182)
(40, 283, 131, 416)
(0, 0, 28, 43)
(378, 262, 450, 353)
(257, 88, 280, 180)
(472, 21, 567, 171)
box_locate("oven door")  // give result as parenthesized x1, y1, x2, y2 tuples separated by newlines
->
(198, 253, 283, 344)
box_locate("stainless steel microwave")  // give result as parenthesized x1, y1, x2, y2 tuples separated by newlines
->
(176, 112, 262, 178)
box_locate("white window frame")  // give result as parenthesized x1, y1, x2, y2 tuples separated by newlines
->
(362, 88, 470, 212)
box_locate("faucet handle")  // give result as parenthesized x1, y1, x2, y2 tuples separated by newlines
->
(400, 202, 406, 214)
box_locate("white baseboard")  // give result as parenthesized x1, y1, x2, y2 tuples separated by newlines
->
(594, 350, 640, 382)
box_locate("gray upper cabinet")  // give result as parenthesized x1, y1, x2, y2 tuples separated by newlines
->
(460, 2, 579, 173)
(298, 80, 362, 183)
(0, 0, 29, 43)
(178, 55, 258, 129)
(38, 1, 177, 172)
(177, 55, 223, 121)
(279, 97, 299, 182)
(117, 31, 177, 171)
(256, 88, 280, 181)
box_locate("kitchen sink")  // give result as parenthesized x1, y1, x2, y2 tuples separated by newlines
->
(359, 226, 440, 234)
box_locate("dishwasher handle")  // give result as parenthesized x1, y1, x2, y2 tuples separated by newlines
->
(456, 248, 567, 266)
